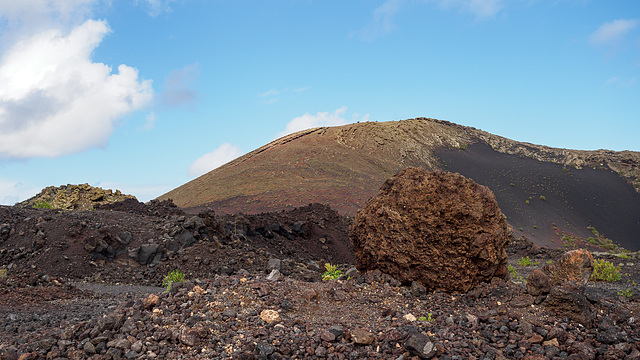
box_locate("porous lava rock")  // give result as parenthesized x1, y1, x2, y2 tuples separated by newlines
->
(349, 168, 510, 293)
(542, 248, 594, 287)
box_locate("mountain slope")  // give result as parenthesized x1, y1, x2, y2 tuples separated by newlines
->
(158, 118, 640, 250)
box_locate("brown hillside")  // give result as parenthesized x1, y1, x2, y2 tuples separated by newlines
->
(158, 118, 640, 250)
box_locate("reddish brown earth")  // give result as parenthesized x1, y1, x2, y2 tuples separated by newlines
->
(2, 200, 640, 359)
(157, 118, 640, 251)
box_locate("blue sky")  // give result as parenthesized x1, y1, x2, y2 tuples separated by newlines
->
(0, 0, 639, 205)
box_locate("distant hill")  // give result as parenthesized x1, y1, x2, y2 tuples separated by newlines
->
(17, 183, 136, 211)
(158, 118, 640, 250)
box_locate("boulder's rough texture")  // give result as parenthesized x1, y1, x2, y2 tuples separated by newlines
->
(543, 249, 594, 287)
(526, 269, 552, 296)
(349, 168, 510, 293)
(543, 282, 594, 326)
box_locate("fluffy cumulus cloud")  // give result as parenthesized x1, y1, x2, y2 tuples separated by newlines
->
(0, 19, 153, 159)
(590, 19, 639, 46)
(277, 107, 369, 138)
(188, 143, 243, 177)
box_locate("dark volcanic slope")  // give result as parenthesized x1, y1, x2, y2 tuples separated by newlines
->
(159, 118, 640, 250)
(436, 144, 640, 251)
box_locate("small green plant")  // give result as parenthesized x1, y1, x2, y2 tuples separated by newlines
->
(33, 201, 53, 209)
(509, 183, 515, 187)
(322, 263, 343, 280)
(508, 264, 517, 277)
(618, 289, 634, 298)
(532, 225, 538, 229)
(525, 200, 530, 205)
(517, 256, 539, 266)
(588, 237, 598, 245)
(590, 259, 621, 282)
(518, 227, 524, 231)
(0, 268, 6, 278)
(539, 195, 546, 201)
(162, 269, 185, 291)
(546, 260, 553, 264)
(419, 313, 435, 322)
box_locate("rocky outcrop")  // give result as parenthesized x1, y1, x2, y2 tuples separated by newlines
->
(16, 184, 136, 211)
(526, 249, 596, 326)
(349, 168, 510, 293)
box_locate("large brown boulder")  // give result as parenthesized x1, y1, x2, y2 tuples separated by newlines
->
(349, 168, 510, 293)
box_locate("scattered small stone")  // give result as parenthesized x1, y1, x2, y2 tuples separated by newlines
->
(260, 309, 280, 324)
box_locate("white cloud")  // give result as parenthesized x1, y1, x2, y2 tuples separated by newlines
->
(259, 89, 281, 97)
(428, 0, 503, 19)
(293, 86, 311, 93)
(136, 0, 180, 17)
(590, 19, 639, 46)
(188, 143, 243, 177)
(160, 63, 200, 108)
(277, 107, 366, 138)
(0, 179, 40, 205)
(143, 112, 156, 131)
(0, 19, 153, 160)
(355, 0, 404, 41)
(0, 0, 96, 35)
(258, 86, 310, 105)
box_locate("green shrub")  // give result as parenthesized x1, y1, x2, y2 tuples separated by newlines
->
(322, 263, 342, 281)
(590, 259, 621, 282)
(517, 256, 538, 266)
(618, 289, 634, 298)
(162, 269, 185, 291)
(33, 201, 53, 209)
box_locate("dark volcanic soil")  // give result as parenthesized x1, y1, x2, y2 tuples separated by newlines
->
(2, 201, 640, 359)
(436, 143, 640, 251)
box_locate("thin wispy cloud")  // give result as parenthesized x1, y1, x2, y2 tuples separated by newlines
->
(143, 112, 156, 131)
(136, 0, 181, 17)
(258, 86, 310, 105)
(0, 178, 40, 205)
(160, 63, 200, 108)
(427, 0, 503, 19)
(293, 86, 311, 93)
(590, 19, 639, 46)
(355, 0, 404, 41)
(259, 89, 281, 97)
